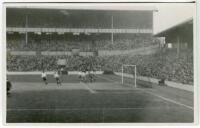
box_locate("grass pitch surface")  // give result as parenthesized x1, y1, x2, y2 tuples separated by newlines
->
(6, 74, 194, 123)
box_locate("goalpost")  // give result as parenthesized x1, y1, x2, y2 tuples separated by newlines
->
(121, 64, 137, 88)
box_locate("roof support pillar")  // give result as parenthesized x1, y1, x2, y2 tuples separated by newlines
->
(177, 35, 180, 57)
(111, 15, 114, 44)
(25, 15, 28, 45)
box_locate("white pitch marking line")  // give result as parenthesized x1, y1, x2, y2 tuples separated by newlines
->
(124, 81, 194, 110)
(7, 107, 183, 111)
(143, 90, 193, 110)
(80, 82, 96, 94)
(99, 75, 193, 110)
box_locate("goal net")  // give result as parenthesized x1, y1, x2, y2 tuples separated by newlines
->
(121, 65, 137, 88)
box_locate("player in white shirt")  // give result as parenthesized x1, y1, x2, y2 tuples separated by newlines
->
(41, 70, 48, 85)
(60, 67, 64, 82)
(78, 71, 86, 83)
(54, 71, 61, 86)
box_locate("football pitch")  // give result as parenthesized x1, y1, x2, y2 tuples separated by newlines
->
(6, 74, 194, 123)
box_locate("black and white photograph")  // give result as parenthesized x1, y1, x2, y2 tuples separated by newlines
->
(2, 1, 197, 124)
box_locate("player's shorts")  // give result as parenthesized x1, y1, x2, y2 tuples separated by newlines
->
(56, 77, 59, 81)
(42, 77, 47, 81)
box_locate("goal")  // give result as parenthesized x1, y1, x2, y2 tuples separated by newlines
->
(121, 64, 137, 88)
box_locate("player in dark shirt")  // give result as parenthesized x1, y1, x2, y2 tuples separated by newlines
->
(7, 79, 12, 96)
(54, 70, 61, 86)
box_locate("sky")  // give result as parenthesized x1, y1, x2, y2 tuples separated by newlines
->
(153, 3, 195, 34)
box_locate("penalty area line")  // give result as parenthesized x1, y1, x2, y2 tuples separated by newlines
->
(143, 90, 193, 110)
(80, 82, 97, 94)
(123, 81, 193, 110)
(99, 75, 193, 110)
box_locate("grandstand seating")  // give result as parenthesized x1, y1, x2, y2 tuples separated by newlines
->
(99, 49, 193, 84)
(5, 7, 194, 97)
(7, 49, 193, 84)
(7, 34, 158, 51)
(6, 21, 193, 85)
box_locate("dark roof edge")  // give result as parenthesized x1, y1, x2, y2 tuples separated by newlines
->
(154, 17, 193, 37)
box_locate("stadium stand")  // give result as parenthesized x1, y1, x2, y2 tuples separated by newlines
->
(6, 8, 193, 85)
(102, 49, 193, 84)
(7, 34, 158, 51)
(7, 48, 193, 84)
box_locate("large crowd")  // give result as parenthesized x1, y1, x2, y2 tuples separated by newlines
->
(7, 35, 158, 51)
(95, 36, 158, 50)
(7, 40, 91, 51)
(7, 48, 193, 84)
(7, 55, 101, 72)
(99, 49, 193, 84)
